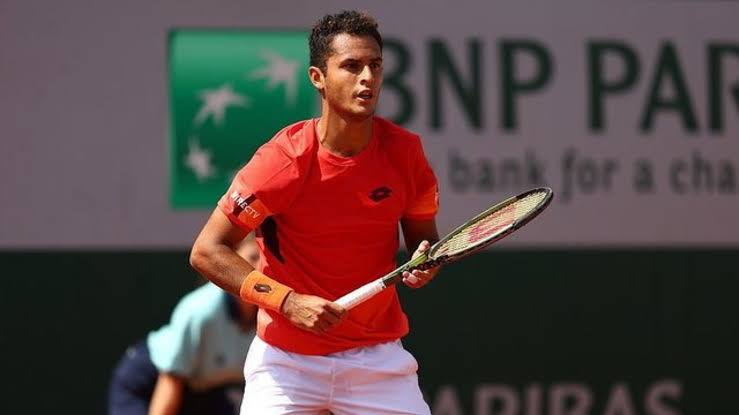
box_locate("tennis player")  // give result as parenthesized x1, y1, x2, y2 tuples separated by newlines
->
(190, 10, 440, 414)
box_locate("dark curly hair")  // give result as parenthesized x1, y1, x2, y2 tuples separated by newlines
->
(309, 10, 383, 72)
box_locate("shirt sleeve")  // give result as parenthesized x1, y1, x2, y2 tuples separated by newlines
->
(147, 298, 206, 376)
(403, 137, 439, 220)
(217, 141, 299, 231)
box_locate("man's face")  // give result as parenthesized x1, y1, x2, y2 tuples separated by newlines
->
(320, 34, 383, 120)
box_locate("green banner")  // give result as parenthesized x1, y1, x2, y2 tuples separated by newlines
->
(168, 30, 317, 208)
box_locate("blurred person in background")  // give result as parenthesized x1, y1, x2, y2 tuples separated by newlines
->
(108, 235, 260, 415)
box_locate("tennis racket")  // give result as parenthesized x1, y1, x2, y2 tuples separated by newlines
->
(335, 187, 554, 309)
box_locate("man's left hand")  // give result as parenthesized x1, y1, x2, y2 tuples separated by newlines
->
(402, 240, 441, 288)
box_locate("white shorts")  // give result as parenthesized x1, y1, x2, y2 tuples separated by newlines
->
(240, 336, 431, 415)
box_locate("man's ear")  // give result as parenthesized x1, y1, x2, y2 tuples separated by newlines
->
(308, 66, 325, 91)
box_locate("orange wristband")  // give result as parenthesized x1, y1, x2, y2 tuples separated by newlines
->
(239, 270, 293, 312)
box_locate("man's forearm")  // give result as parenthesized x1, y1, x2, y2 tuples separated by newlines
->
(190, 242, 254, 296)
(148, 373, 184, 415)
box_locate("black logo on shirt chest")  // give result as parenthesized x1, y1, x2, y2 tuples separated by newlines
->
(368, 186, 392, 202)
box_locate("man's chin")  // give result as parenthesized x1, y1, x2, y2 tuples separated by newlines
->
(350, 106, 376, 121)
(331, 103, 376, 122)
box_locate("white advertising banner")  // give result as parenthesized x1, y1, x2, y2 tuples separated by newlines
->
(1, 0, 737, 247)
(372, 5, 739, 246)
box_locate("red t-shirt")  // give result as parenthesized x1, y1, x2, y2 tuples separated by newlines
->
(218, 117, 438, 355)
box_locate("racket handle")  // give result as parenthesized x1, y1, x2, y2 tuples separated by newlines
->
(335, 279, 386, 310)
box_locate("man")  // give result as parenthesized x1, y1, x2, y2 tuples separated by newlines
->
(190, 10, 440, 414)
(109, 236, 260, 415)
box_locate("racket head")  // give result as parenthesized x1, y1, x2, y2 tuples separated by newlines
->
(426, 187, 553, 265)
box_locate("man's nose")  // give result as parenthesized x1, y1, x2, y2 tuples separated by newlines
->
(359, 65, 374, 85)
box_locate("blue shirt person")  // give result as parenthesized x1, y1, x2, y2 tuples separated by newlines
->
(108, 238, 259, 415)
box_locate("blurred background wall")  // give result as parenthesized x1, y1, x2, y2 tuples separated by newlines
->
(1, 0, 738, 413)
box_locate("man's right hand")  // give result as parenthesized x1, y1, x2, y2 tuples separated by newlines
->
(280, 292, 347, 333)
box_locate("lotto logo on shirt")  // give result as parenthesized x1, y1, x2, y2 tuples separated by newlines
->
(358, 185, 394, 206)
(168, 30, 317, 208)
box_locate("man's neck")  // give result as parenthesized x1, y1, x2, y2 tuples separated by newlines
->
(316, 112, 373, 157)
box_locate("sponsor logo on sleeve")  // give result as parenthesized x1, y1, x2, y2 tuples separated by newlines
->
(229, 190, 269, 227)
(231, 191, 260, 218)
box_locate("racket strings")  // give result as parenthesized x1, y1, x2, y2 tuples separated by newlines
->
(433, 190, 549, 257)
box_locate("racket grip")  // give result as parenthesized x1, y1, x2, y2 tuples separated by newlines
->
(335, 279, 386, 310)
